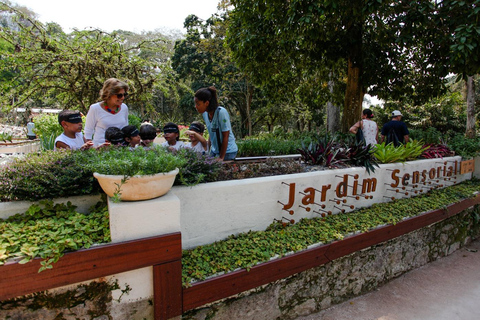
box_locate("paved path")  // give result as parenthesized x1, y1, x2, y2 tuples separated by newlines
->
(296, 238, 480, 320)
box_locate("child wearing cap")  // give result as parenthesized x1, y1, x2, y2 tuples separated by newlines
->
(122, 125, 141, 149)
(54, 110, 93, 151)
(161, 122, 186, 151)
(184, 121, 207, 154)
(104, 127, 126, 146)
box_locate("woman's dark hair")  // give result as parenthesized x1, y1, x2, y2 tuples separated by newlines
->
(194, 86, 218, 113)
(363, 109, 374, 119)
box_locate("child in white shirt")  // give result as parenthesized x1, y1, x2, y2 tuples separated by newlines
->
(161, 122, 185, 151)
(184, 121, 207, 154)
(54, 110, 93, 151)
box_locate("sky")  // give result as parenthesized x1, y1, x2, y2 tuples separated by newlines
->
(10, 0, 221, 33)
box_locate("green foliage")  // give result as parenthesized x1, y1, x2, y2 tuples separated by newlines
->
(0, 150, 100, 201)
(182, 179, 480, 286)
(76, 146, 187, 177)
(0, 131, 13, 142)
(174, 148, 222, 186)
(0, 3, 171, 114)
(373, 142, 406, 163)
(237, 138, 300, 157)
(33, 113, 63, 150)
(128, 114, 142, 130)
(298, 134, 345, 167)
(409, 127, 444, 144)
(446, 134, 480, 159)
(402, 140, 430, 161)
(0, 200, 110, 271)
(346, 142, 379, 174)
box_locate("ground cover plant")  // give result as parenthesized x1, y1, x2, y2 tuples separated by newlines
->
(0, 200, 110, 272)
(181, 179, 480, 286)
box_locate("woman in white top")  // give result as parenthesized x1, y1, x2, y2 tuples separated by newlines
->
(349, 109, 378, 146)
(84, 78, 129, 147)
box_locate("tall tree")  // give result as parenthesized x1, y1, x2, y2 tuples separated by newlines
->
(172, 13, 261, 136)
(434, 0, 480, 138)
(226, 0, 450, 132)
(0, 3, 171, 115)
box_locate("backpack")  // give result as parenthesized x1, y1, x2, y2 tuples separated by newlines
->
(386, 127, 400, 147)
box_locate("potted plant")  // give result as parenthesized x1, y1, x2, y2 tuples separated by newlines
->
(82, 146, 186, 201)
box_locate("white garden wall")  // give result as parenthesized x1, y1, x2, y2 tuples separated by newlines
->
(174, 156, 469, 249)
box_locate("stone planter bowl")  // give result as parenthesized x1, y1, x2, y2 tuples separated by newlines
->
(93, 168, 179, 201)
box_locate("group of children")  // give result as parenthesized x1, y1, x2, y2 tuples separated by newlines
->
(54, 109, 207, 153)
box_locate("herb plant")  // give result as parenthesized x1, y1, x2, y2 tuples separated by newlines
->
(0, 200, 110, 272)
(77, 146, 187, 177)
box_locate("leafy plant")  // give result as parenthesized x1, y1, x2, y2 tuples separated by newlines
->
(0, 150, 100, 201)
(373, 142, 406, 163)
(346, 141, 379, 174)
(237, 138, 301, 157)
(446, 134, 480, 159)
(0, 200, 110, 271)
(33, 114, 64, 150)
(0, 132, 13, 143)
(421, 143, 455, 159)
(298, 134, 346, 167)
(400, 140, 430, 161)
(174, 148, 222, 186)
(77, 146, 187, 177)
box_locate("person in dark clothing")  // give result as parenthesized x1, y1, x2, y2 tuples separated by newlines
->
(380, 110, 409, 146)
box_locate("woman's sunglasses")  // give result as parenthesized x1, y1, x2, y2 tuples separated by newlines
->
(115, 93, 129, 99)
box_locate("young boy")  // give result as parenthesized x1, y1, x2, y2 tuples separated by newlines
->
(161, 122, 185, 151)
(54, 110, 93, 151)
(122, 125, 141, 149)
(184, 121, 207, 154)
(104, 127, 126, 146)
(139, 122, 159, 149)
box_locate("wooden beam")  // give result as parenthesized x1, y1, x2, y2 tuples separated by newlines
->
(183, 243, 330, 311)
(0, 232, 182, 301)
(154, 261, 183, 320)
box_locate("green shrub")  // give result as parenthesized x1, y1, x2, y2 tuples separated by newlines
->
(237, 138, 301, 157)
(33, 114, 63, 150)
(0, 150, 100, 201)
(128, 114, 142, 129)
(409, 127, 444, 144)
(174, 148, 222, 186)
(0, 200, 110, 271)
(446, 134, 480, 159)
(76, 146, 187, 177)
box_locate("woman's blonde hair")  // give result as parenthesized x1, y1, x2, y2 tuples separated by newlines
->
(99, 78, 129, 101)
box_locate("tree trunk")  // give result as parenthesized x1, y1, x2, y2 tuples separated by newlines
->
(327, 77, 341, 133)
(342, 57, 364, 132)
(246, 85, 253, 136)
(465, 76, 476, 138)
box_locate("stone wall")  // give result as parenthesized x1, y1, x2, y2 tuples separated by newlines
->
(183, 207, 480, 320)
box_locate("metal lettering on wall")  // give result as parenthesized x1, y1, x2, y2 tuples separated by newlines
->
(278, 160, 460, 220)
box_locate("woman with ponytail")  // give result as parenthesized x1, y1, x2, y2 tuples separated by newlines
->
(194, 86, 238, 161)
